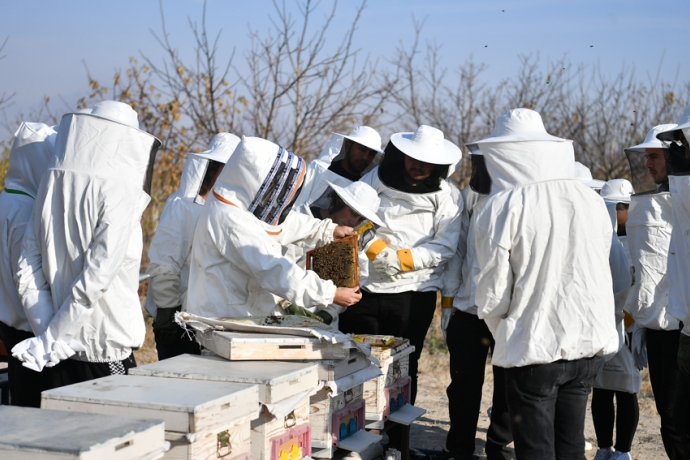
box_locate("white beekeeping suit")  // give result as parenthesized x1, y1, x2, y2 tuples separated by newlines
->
(358, 129, 462, 294)
(656, 109, 690, 337)
(575, 173, 634, 345)
(441, 186, 484, 330)
(13, 101, 161, 372)
(293, 126, 383, 215)
(144, 133, 239, 318)
(441, 144, 485, 332)
(473, 109, 617, 368)
(623, 125, 678, 332)
(1, 123, 57, 335)
(185, 136, 358, 319)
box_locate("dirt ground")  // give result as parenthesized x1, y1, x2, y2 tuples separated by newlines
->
(133, 304, 668, 460)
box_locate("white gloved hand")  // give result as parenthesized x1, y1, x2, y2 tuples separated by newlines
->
(12, 329, 85, 372)
(631, 323, 648, 370)
(441, 308, 455, 340)
(373, 247, 402, 278)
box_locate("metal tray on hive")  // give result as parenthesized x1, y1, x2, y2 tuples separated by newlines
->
(306, 235, 359, 288)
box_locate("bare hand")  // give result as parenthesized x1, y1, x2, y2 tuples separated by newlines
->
(333, 225, 355, 240)
(333, 287, 362, 307)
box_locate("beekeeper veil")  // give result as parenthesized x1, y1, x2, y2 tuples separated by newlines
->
(85, 101, 162, 194)
(466, 143, 491, 195)
(656, 107, 690, 176)
(624, 124, 676, 193)
(213, 136, 306, 226)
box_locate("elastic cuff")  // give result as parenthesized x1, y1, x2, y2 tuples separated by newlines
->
(397, 248, 414, 272)
(441, 297, 454, 309)
(366, 239, 388, 261)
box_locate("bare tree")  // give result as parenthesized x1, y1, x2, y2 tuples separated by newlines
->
(391, 21, 501, 185)
(142, 0, 240, 145)
(241, 0, 396, 158)
(0, 37, 15, 112)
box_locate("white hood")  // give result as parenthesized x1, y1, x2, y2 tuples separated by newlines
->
(479, 140, 576, 195)
(53, 113, 160, 191)
(4, 123, 57, 197)
(213, 137, 305, 226)
(176, 154, 208, 199)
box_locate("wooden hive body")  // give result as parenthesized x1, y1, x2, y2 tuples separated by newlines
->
(306, 235, 359, 287)
(41, 375, 260, 460)
(251, 398, 312, 460)
(299, 349, 371, 381)
(310, 383, 365, 457)
(130, 354, 318, 404)
(363, 339, 415, 423)
(0, 406, 166, 460)
(197, 330, 350, 361)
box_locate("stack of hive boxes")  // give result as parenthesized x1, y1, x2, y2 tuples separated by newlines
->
(40, 374, 260, 460)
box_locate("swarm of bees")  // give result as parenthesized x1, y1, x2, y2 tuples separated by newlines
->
(306, 235, 359, 288)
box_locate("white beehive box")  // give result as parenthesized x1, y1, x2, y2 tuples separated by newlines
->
(303, 349, 371, 381)
(309, 365, 382, 459)
(130, 354, 318, 404)
(130, 355, 316, 460)
(252, 397, 312, 460)
(41, 375, 260, 460)
(363, 339, 415, 423)
(0, 406, 166, 460)
(310, 384, 364, 455)
(196, 330, 350, 361)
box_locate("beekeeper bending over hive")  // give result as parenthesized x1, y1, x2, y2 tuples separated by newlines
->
(185, 136, 362, 319)
(472, 108, 618, 458)
(13, 101, 161, 384)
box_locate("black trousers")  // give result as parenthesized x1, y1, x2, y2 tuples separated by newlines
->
(445, 311, 513, 460)
(0, 322, 52, 408)
(154, 324, 201, 361)
(504, 356, 603, 460)
(338, 289, 436, 404)
(591, 388, 638, 452)
(48, 353, 137, 389)
(646, 328, 690, 460)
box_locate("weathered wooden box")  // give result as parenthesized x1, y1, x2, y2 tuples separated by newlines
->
(0, 406, 166, 460)
(363, 339, 415, 422)
(309, 363, 383, 458)
(252, 397, 312, 460)
(303, 349, 371, 381)
(130, 354, 318, 404)
(130, 354, 316, 460)
(196, 330, 350, 361)
(310, 384, 365, 453)
(41, 375, 260, 460)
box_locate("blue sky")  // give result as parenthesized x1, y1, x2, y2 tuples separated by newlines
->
(1, 0, 687, 119)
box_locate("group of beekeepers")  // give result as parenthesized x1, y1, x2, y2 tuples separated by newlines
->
(1, 98, 690, 460)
